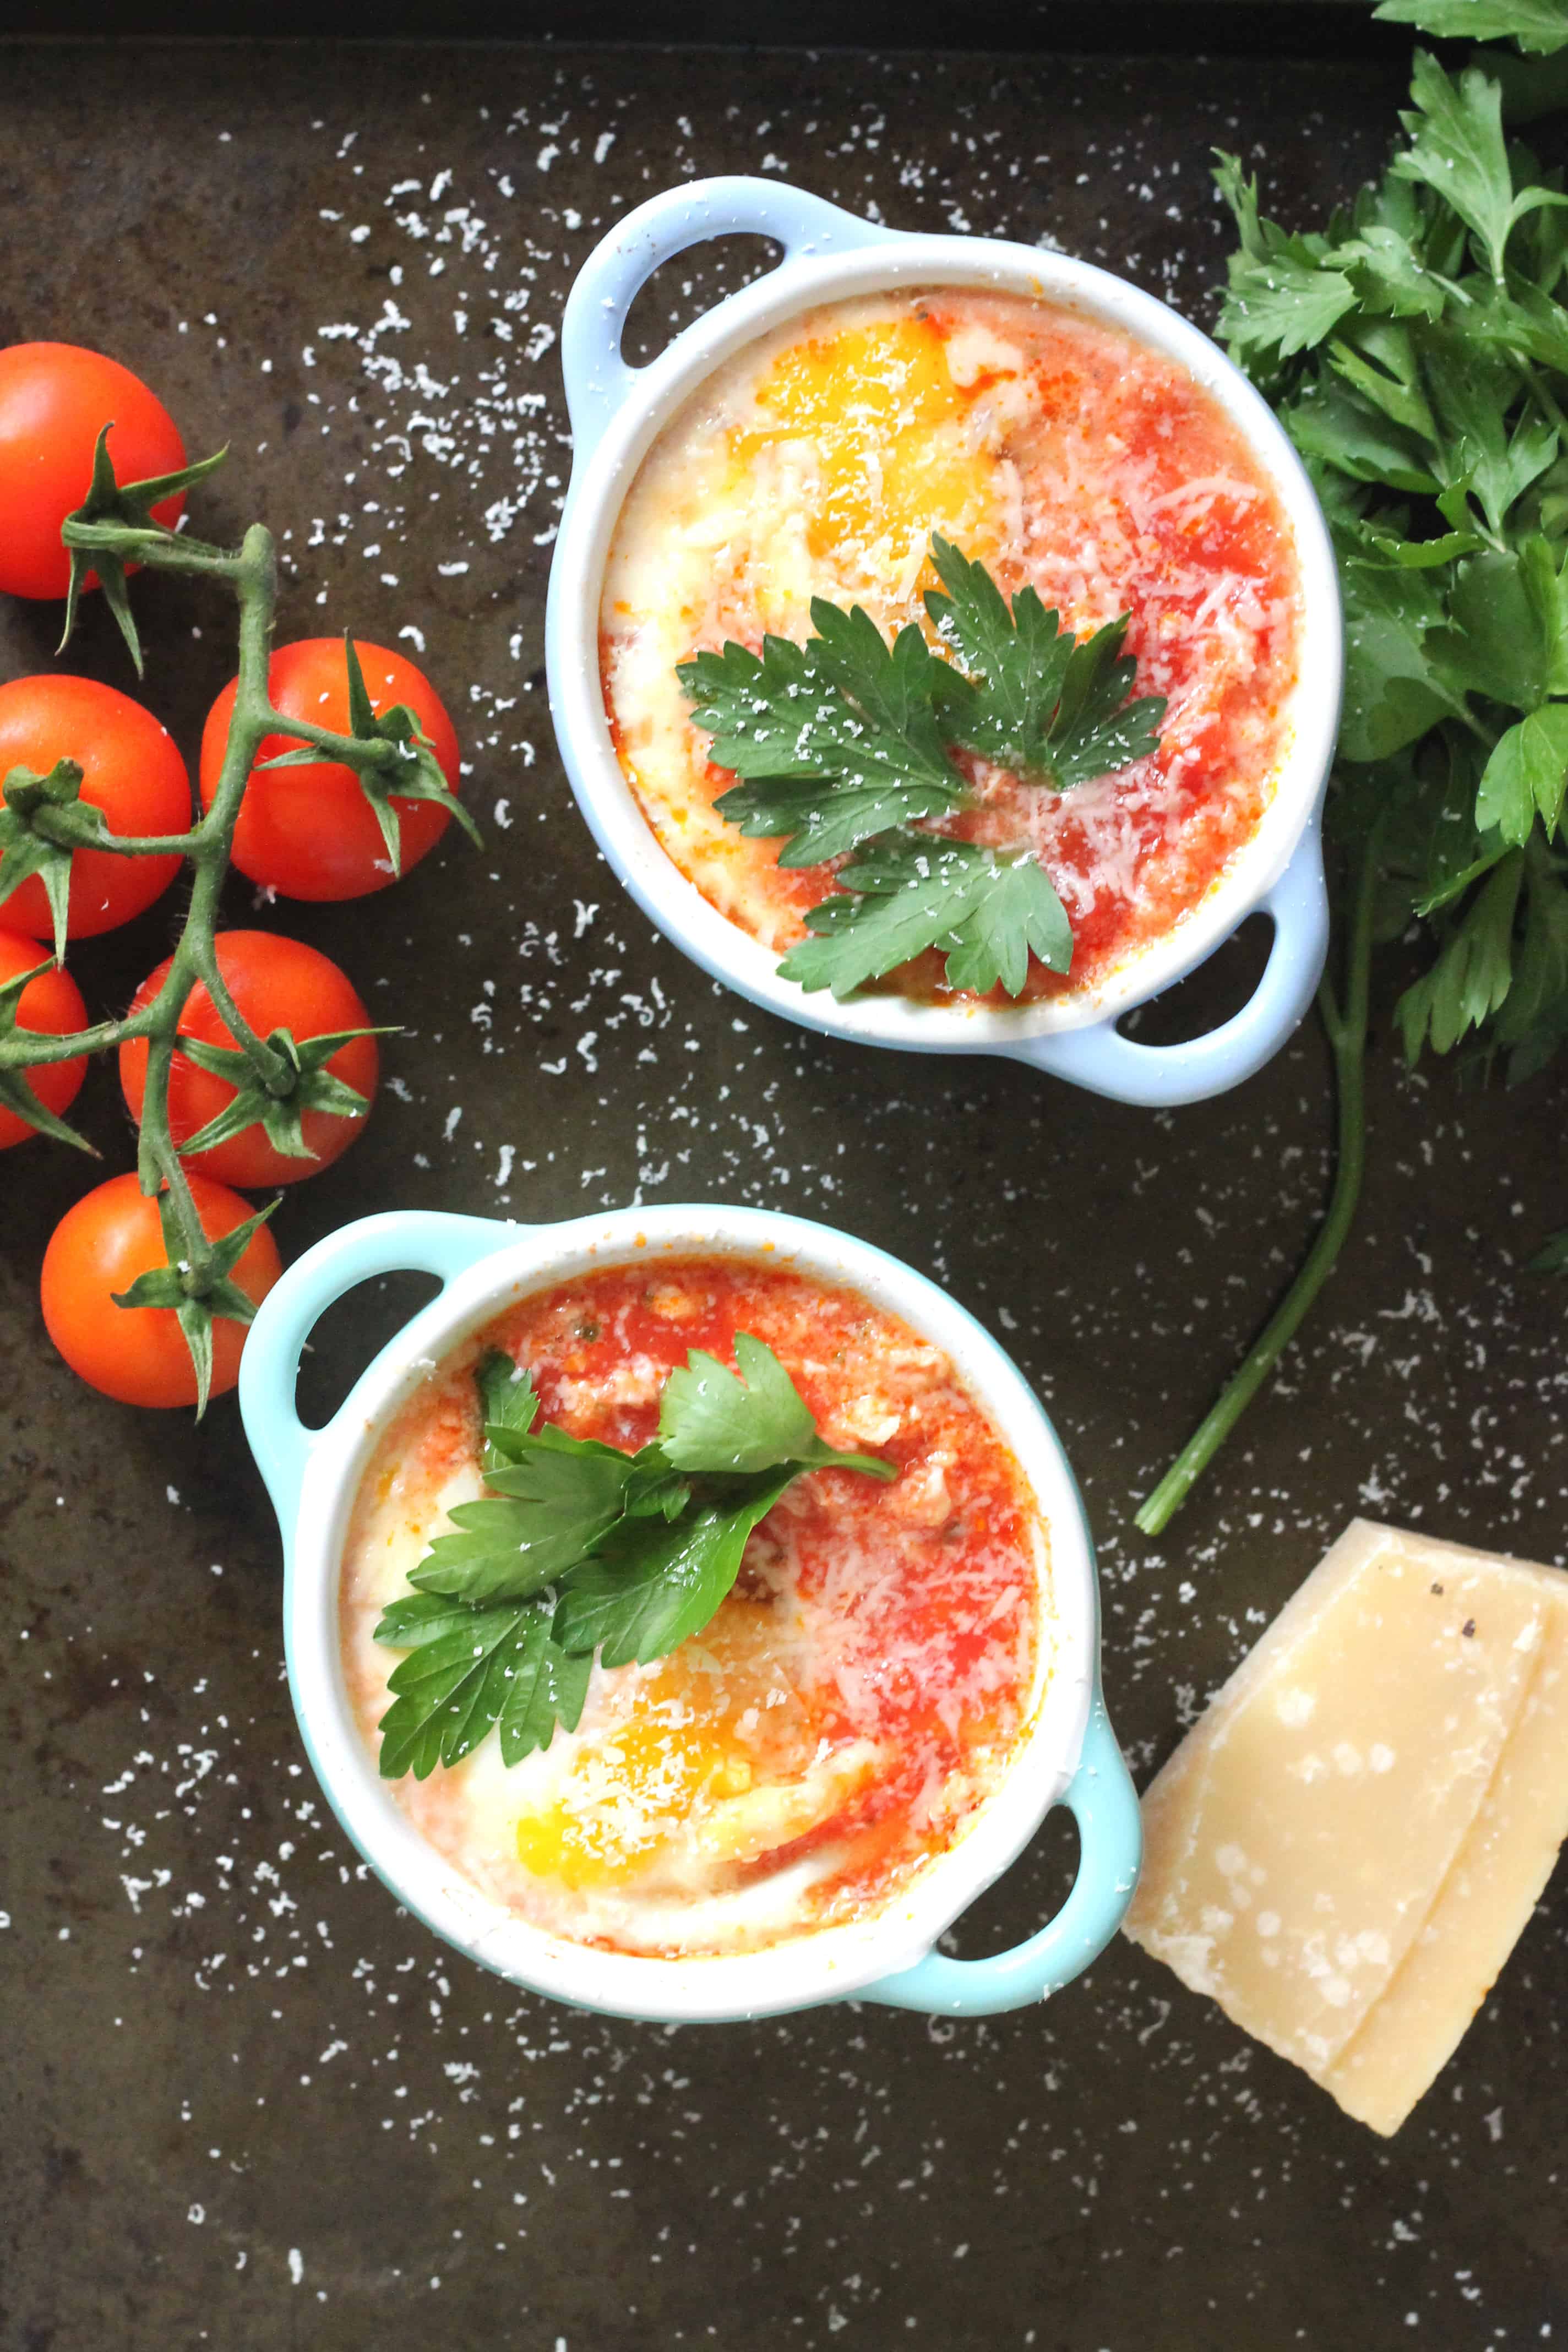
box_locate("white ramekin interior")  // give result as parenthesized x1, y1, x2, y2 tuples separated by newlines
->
(285, 1205, 1097, 2023)
(548, 232, 1341, 1050)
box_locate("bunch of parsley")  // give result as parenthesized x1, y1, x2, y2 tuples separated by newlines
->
(679, 534, 1164, 1001)
(372, 1340, 892, 1780)
(1138, 0, 1568, 1532)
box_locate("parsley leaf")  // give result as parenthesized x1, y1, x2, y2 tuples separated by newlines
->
(658, 1329, 896, 1479)
(1338, 559, 1470, 761)
(498, 1616, 593, 1767)
(1393, 51, 1568, 284)
(1285, 369, 1438, 494)
(551, 1475, 795, 1670)
(924, 536, 1166, 788)
(780, 837, 1072, 1001)
(1338, 225, 1447, 325)
(1425, 336, 1559, 533)
(678, 619, 960, 799)
(1397, 849, 1526, 1058)
(1476, 706, 1568, 843)
(1374, 0, 1568, 53)
(685, 618, 966, 865)
(679, 535, 1164, 1000)
(475, 1347, 539, 1468)
(1220, 247, 1359, 359)
(1530, 1229, 1568, 1274)
(1142, 30, 1568, 1533)
(410, 1425, 637, 1603)
(939, 853, 1076, 995)
(373, 1336, 894, 1776)
(375, 1593, 551, 1781)
(714, 775, 962, 867)
(1497, 842, 1568, 1075)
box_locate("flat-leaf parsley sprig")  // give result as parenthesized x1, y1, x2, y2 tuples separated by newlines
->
(677, 533, 1166, 1002)
(1137, 7, 1568, 1533)
(372, 1337, 895, 1781)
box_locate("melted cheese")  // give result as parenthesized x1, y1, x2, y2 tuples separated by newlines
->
(1123, 1519, 1568, 2133)
(341, 1259, 1047, 1958)
(601, 290, 1302, 1000)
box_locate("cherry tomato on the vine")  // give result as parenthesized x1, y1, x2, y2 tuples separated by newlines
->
(0, 344, 186, 603)
(200, 639, 462, 901)
(40, 1172, 281, 1409)
(0, 674, 190, 938)
(119, 930, 380, 1189)
(0, 929, 89, 1149)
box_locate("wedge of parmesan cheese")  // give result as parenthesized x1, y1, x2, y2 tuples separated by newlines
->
(1123, 1518, 1568, 2135)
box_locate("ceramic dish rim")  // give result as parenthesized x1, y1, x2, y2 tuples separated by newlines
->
(282, 1202, 1098, 2023)
(547, 225, 1342, 1052)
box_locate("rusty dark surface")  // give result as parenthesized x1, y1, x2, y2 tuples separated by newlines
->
(1, 37, 1564, 2352)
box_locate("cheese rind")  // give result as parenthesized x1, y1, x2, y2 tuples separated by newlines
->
(1123, 1519, 1568, 2135)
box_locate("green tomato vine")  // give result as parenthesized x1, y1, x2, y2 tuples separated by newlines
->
(0, 431, 476, 1411)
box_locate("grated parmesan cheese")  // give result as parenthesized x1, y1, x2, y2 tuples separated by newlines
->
(600, 290, 1302, 1000)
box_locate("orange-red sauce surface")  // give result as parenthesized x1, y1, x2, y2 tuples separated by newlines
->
(341, 1256, 1046, 1957)
(599, 291, 1303, 1004)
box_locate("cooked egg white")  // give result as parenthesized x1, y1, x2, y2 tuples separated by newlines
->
(600, 301, 1021, 952)
(341, 1451, 890, 1956)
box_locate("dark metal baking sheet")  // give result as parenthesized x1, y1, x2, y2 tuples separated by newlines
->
(0, 5, 1419, 58)
(2, 34, 1564, 2352)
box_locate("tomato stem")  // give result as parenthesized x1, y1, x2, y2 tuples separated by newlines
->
(0, 438, 476, 1408)
(0, 502, 392, 1375)
(190, 933, 291, 1089)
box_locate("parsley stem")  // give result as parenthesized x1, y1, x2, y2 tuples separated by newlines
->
(1134, 824, 1378, 1537)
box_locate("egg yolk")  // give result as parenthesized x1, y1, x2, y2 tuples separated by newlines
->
(733, 315, 999, 582)
(515, 1710, 754, 1891)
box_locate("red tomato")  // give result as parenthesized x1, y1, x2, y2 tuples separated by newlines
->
(0, 674, 189, 938)
(0, 344, 186, 602)
(40, 1171, 281, 1409)
(119, 930, 379, 1189)
(200, 639, 462, 901)
(0, 928, 89, 1149)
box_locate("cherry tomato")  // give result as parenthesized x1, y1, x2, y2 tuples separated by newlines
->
(0, 344, 186, 602)
(199, 639, 462, 901)
(0, 674, 189, 939)
(40, 1171, 281, 1409)
(119, 930, 379, 1189)
(0, 929, 89, 1149)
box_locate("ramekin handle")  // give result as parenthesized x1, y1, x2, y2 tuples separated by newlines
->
(859, 1697, 1141, 2016)
(238, 1210, 510, 1534)
(1013, 822, 1330, 1108)
(560, 176, 891, 461)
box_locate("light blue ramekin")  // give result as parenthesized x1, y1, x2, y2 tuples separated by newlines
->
(545, 176, 1341, 1108)
(239, 1202, 1141, 2025)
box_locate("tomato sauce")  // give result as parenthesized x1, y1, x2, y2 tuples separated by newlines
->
(598, 290, 1302, 1004)
(341, 1256, 1046, 1958)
